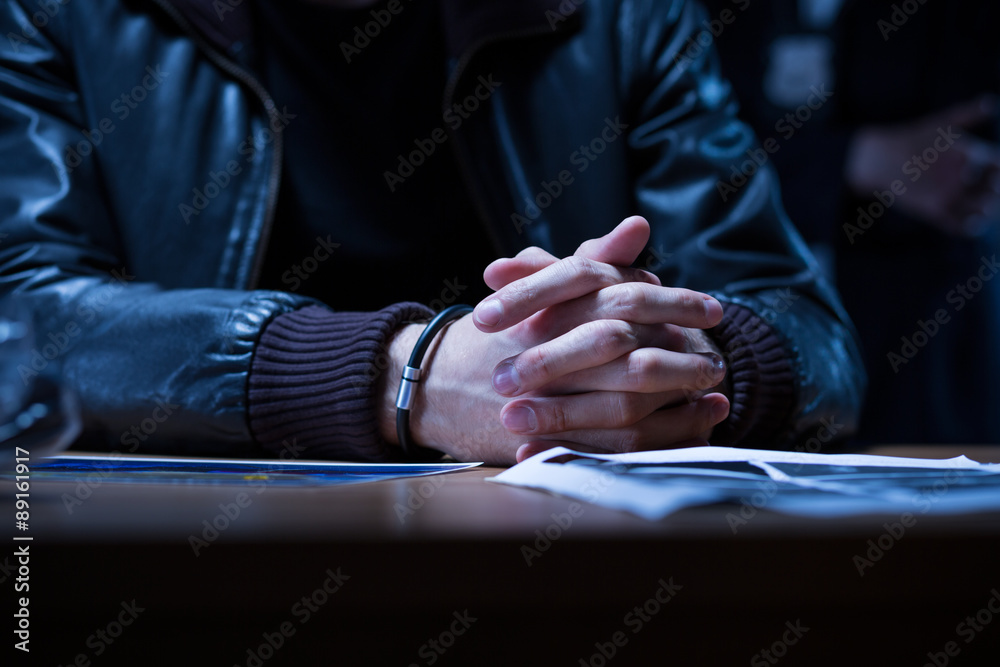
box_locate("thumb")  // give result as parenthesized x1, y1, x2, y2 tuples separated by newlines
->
(574, 215, 652, 267)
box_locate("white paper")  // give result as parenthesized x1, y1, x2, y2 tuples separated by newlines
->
(488, 446, 1000, 520)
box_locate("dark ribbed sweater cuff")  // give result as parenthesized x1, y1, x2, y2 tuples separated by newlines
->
(707, 303, 797, 446)
(247, 303, 433, 461)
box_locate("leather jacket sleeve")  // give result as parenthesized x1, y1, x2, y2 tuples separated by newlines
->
(0, 1, 311, 455)
(623, 0, 866, 445)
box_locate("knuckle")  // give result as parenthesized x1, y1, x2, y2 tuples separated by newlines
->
(607, 282, 647, 317)
(591, 320, 638, 360)
(676, 289, 701, 314)
(609, 393, 644, 426)
(612, 428, 643, 452)
(524, 345, 554, 383)
(530, 399, 573, 435)
(508, 280, 538, 306)
(539, 402, 570, 434)
(625, 349, 659, 390)
(565, 256, 608, 288)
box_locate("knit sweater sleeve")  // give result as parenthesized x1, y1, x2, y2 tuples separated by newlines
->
(707, 303, 797, 446)
(247, 303, 432, 461)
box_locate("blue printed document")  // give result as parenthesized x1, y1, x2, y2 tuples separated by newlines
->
(18, 453, 481, 487)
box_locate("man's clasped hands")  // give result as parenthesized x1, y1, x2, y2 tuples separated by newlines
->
(379, 216, 732, 465)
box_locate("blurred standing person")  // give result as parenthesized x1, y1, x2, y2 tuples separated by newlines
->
(702, 0, 1000, 444)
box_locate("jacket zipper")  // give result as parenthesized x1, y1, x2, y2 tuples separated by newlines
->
(149, 0, 282, 290)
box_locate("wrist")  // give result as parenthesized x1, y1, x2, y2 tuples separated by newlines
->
(377, 323, 423, 446)
(377, 310, 471, 455)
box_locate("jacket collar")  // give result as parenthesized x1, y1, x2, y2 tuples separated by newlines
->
(160, 0, 578, 60)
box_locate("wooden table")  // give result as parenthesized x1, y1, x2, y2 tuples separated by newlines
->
(10, 446, 1000, 666)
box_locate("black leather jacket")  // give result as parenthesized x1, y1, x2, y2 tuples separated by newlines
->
(0, 0, 865, 455)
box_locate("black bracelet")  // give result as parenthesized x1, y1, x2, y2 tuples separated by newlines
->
(395, 304, 473, 460)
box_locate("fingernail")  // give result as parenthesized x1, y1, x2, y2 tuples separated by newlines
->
(704, 297, 723, 322)
(492, 362, 520, 395)
(711, 353, 726, 379)
(475, 299, 503, 327)
(711, 400, 729, 423)
(503, 406, 537, 433)
(697, 352, 726, 382)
